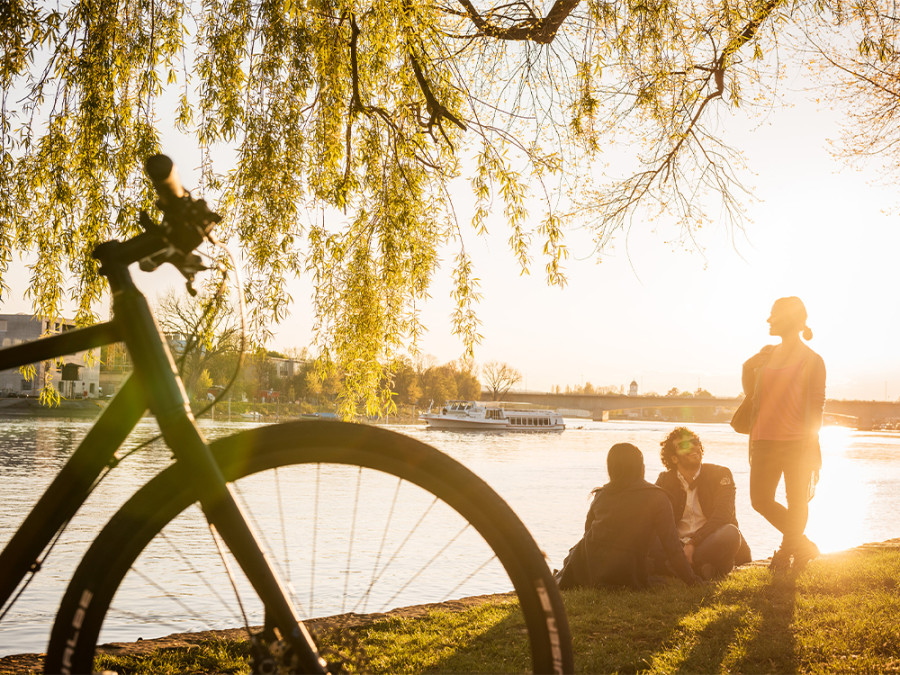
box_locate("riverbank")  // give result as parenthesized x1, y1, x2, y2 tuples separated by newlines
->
(0, 397, 104, 418)
(2, 539, 898, 674)
(0, 397, 425, 424)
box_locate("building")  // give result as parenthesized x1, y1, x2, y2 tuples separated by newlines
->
(99, 342, 131, 398)
(629, 379, 639, 396)
(0, 314, 101, 398)
(268, 356, 303, 379)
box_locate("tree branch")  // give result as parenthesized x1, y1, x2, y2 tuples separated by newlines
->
(456, 0, 581, 44)
(408, 50, 467, 141)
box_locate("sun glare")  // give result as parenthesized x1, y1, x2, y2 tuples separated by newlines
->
(804, 426, 868, 554)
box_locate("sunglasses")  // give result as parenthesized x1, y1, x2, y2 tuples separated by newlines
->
(675, 438, 700, 454)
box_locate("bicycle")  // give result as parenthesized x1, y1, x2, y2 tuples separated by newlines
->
(0, 155, 574, 674)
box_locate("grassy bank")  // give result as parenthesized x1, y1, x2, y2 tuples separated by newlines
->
(4, 543, 898, 674)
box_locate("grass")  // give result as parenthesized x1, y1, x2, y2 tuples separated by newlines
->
(95, 639, 250, 674)
(88, 546, 900, 674)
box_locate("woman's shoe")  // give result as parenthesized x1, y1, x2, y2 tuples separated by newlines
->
(768, 548, 791, 572)
(792, 537, 820, 571)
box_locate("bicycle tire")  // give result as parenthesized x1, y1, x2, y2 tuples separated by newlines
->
(46, 421, 573, 673)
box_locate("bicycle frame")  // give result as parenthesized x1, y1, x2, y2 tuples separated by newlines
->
(0, 241, 326, 671)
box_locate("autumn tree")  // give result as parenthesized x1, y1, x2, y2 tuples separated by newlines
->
(454, 365, 482, 401)
(483, 360, 522, 401)
(420, 364, 460, 406)
(3, 0, 897, 413)
(390, 359, 423, 406)
(155, 289, 241, 400)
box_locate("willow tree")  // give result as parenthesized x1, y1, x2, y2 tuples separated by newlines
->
(0, 0, 894, 414)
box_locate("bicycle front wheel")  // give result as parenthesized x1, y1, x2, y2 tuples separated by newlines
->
(47, 421, 572, 673)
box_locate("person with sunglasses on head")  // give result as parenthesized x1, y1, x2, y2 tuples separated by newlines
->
(654, 427, 751, 580)
(742, 296, 825, 571)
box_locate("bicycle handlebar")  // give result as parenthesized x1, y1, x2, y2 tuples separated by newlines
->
(94, 154, 221, 284)
(145, 154, 186, 208)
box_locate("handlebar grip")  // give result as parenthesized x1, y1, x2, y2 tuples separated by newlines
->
(145, 154, 185, 208)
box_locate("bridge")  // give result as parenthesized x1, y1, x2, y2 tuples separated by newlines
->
(501, 392, 900, 430)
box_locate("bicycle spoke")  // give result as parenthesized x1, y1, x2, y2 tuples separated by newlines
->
(103, 606, 225, 637)
(342, 466, 364, 613)
(443, 554, 501, 601)
(125, 564, 223, 628)
(361, 477, 404, 612)
(310, 462, 320, 615)
(348, 496, 439, 613)
(208, 523, 252, 632)
(154, 527, 237, 617)
(378, 522, 473, 610)
(229, 474, 308, 617)
(274, 467, 291, 585)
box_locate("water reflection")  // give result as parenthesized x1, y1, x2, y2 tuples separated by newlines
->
(806, 427, 870, 553)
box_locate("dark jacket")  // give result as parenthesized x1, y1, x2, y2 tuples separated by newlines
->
(655, 463, 752, 565)
(557, 480, 698, 589)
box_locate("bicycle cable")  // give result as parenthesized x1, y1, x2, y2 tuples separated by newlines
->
(173, 237, 248, 423)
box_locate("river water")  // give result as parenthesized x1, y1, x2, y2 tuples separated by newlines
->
(1, 417, 898, 656)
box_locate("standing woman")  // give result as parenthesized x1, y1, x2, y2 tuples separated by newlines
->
(743, 297, 826, 571)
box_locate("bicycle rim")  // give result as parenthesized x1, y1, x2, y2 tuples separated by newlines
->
(46, 421, 572, 673)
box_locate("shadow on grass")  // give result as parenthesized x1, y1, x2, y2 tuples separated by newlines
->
(653, 571, 800, 674)
(353, 570, 804, 673)
(346, 600, 545, 673)
(557, 569, 802, 673)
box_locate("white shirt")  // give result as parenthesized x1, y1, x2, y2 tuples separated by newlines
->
(676, 467, 707, 543)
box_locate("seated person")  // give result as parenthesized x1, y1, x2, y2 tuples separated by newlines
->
(654, 427, 752, 580)
(556, 442, 699, 589)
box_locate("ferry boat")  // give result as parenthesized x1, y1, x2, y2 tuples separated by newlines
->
(420, 400, 565, 432)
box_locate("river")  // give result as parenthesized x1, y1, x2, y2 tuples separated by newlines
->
(1, 417, 898, 656)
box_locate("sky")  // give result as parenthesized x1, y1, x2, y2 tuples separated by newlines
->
(382, 81, 900, 401)
(1, 66, 898, 402)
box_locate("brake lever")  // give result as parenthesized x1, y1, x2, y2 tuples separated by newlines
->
(136, 209, 211, 283)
